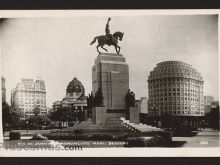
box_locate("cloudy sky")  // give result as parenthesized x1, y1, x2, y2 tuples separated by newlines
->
(1, 15, 218, 107)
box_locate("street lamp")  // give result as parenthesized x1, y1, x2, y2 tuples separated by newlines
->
(26, 120, 29, 134)
(75, 108, 79, 125)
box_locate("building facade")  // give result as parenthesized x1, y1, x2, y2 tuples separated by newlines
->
(204, 96, 214, 114)
(135, 97, 148, 114)
(1, 77, 6, 103)
(52, 77, 87, 120)
(148, 61, 204, 117)
(11, 78, 46, 117)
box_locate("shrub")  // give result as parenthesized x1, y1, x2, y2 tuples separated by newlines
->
(116, 133, 140, 141)
(32, 134, 48, 140)
(173, 127, 194, 137)
(9, 132, 21, 140)
(152, 135, 171, 147)
(125, 135, 171, 147)
(74, 129, 83, 135)
(91, 134, 114, 141)
(125, 137, 146, 147)
(43, 133, 116, 141)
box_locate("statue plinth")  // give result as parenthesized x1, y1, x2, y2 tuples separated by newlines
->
(92, 53, 129, 117)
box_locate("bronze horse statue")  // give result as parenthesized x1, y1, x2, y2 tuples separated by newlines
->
(90, 31, 124, 54)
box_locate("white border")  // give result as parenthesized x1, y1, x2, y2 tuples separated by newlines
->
(0, 10, 220, 157)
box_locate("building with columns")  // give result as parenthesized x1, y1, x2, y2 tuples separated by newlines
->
(11, 78, 47, 117)
(52, 77, 87, 120)
(148, 61, 204, 117)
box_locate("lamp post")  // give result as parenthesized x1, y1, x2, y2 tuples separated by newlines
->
(75, 107, 79, 125)
(41, 121, 46, 133)
(49, 122, 52, 133)
(26, 120, 29, 134)
(9, 111, 12, 133)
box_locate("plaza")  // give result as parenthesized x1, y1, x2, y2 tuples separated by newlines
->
(1, 16, 219, 149)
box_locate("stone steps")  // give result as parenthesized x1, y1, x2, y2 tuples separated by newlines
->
(106, 120, 122, 124)
(58, 117, 132, 133)
(120, 118, 164, 133)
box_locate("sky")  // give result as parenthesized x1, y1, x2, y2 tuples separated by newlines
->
(1, 15, 218, 107)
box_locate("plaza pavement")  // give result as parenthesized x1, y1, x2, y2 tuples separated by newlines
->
(172, 128, 219, 147)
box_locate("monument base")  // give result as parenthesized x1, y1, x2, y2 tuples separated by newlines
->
(129, 107, 140, 124)
(92, 107, 106, 125)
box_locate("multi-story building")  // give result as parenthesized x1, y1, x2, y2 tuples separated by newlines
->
(135, 97, 148, 114)
(148, 61, 204, 117)
(204, 96, 214, 114)
(11, 78, 46, 117)
(1, 76, 6, 103)
(52, 77, 87, 120)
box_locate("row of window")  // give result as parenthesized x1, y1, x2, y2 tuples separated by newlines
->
(149, 91, 202, 96)
(149, 84, 203, 89)
(149, 78, 202, 83)
(149, 111, 204, 115)
(19, 94, 46, 97)
(158, 61, 190, 66)
(150, 97, 202, 102)
(151, 69, 199, 75)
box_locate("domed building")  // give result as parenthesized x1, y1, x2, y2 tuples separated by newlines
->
(52, 77, 87, 119)
(64, 77, 87, 103)
(148, 61, 204, 117)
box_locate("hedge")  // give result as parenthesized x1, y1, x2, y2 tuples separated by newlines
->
(42, 132, 140, 141)
(9, 132, 21, 140)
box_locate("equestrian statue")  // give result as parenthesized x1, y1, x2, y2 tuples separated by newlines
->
(90, 17, 124, 54)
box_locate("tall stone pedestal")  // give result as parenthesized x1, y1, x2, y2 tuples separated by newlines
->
(92, 53, 129, 117)
(92, 107, 106, 125)
(129, 107, 140, 124)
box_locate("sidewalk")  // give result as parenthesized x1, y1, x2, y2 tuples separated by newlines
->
(172, 128, 219, 147)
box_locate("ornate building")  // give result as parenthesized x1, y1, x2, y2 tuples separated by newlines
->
(148, 61, 204, 117)
(52, 77, 87, 118)
(11, 78, 47, 117)
(1, 76, 6, 103)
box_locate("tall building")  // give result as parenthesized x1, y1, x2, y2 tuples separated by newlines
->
(204, 96, 214, 114)
(135, 97, 148, 114)
(148, 61, 204, 117)
(1, 77, 6, 103)
(11, 78, 46, 117)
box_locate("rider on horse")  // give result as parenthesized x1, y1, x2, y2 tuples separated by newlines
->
(105, 17, 113, 46)
(90, 18, 123, 54)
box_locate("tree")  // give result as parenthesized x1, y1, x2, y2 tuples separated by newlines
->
(86, 91, 95, 108)
(33, 106, 41, 116)
(207, 106, 219, 130)
(28, 115, 51, 128)
(2, 102, 11, 132)
(10, 107, 23, 127)
(2, 103, 23, 132)
(161, 113, 172, 129)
